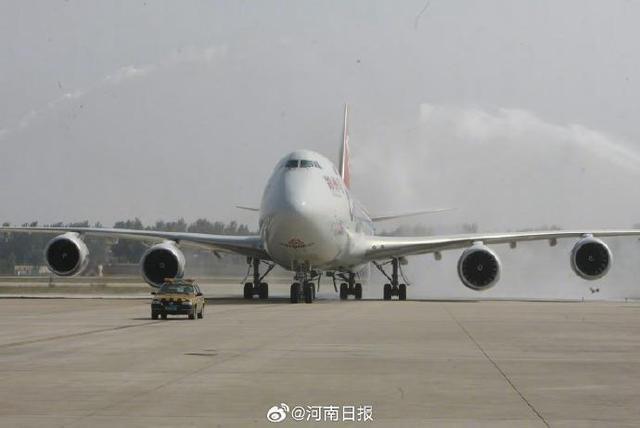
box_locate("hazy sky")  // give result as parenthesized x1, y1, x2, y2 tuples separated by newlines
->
(1, 0, 640, 233)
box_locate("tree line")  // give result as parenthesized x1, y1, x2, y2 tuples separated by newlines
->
(0, 218, 254, 275)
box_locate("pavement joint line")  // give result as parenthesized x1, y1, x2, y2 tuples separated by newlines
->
(0, 301, 290, 349)
(444, 305, 551, 428)
(0, 321, 163, 349)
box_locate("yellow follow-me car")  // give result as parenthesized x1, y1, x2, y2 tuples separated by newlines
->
(151, 279, 205, 320)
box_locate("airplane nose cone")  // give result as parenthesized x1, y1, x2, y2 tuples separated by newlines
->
(263, 170, 341, 268)
(278, 169, 334, 219)
(282, 190, 313, 217)
(279, 180, 322, 237)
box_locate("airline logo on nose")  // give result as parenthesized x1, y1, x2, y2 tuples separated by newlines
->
(281, 238, 314, 249)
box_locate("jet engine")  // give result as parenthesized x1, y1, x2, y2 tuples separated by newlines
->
(457, 243, 501, 291)
(44, 232, 89, 276)
(570, 236, 611, 280)
(140, 241, 185, 288)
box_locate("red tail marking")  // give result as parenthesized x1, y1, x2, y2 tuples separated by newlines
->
(340, 104, 351, 189)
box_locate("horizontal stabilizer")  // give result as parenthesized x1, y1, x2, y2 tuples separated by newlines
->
(235, 206, 260, 212)
(371, 208, 455, 222)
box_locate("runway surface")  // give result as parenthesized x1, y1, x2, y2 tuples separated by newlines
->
(0, 298, 638, 427)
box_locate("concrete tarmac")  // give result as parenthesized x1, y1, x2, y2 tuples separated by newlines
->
(0, 297, 638, 427)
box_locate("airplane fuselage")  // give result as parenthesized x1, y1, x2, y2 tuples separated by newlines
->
(259, 150, 373, 272)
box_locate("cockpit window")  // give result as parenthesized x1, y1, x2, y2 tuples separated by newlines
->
(284, 159, 322, 169)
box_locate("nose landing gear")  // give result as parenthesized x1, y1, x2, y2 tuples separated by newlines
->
(290, 270, 318, 304)
(290, 282, 301, 303)
(242, 257, 275, 300)
(374, 258, 408, 301)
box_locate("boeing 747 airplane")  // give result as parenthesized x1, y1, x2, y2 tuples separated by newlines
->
(2, 106, 639, 303)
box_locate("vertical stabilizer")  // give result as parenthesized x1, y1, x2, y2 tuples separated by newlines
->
(339, 104, 351, 189)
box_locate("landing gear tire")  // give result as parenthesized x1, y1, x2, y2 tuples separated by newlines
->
(339, 283, 348, 300)
(375, 258, 410, 302)
(355, 283, 363, 300)
(303, 282, 314, 304)
(399, 284, 407, 301)
(242, 258, 275, 300)
(243, 283, 253, 299)
(290, 282, 301, 303)
(259, 282, 269, 299)
(383, 284, 391, 301)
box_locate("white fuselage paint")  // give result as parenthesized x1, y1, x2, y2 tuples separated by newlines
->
(259, 150, 373, 272)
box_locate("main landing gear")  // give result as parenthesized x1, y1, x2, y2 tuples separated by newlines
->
(330, 272, 362, 300)
(290, 271, 318, 304)
(242, 257, 275, 300)
(373, 258, 407, 301)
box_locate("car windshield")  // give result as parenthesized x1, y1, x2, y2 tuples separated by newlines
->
(159, 284, 194, 294)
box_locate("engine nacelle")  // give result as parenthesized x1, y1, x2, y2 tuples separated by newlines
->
(44, 232, 89, 276)
(457, 243, 501, 291)
(140, 241, 185, 288)
(570, 236, 611, 280)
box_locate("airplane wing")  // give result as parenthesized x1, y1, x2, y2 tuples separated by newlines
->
(0, 226, 268, 259)
(363, 229, 640, 261)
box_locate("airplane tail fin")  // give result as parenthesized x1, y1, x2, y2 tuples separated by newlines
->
(339, 104, 351, 189)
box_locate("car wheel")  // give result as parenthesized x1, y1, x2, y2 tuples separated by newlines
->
(198, 306, 203, 319)
(161, 313, 167, 320)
